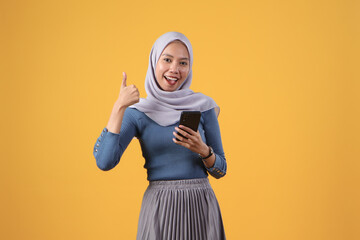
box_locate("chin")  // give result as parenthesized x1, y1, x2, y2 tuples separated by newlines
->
(164, 87, 177, 92)
(161, 81, 181, 92)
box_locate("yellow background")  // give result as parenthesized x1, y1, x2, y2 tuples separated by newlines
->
(1, 0, 359, 239)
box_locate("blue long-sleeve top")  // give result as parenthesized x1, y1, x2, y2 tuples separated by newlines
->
(93, 107, 227, 181)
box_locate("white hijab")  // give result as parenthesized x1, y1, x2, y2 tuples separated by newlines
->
(130, 32, 219, 126)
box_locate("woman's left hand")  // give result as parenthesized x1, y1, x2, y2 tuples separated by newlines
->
(173, 125, 209, 157)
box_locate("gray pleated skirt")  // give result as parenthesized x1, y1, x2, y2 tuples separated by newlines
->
(136, 178, 226, 240)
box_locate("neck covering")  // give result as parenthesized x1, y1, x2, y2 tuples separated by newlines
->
(130, 31, 219, 126)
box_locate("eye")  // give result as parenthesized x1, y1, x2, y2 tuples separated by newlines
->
(180, 61, 188, 66)
(163, 58, 171, 63)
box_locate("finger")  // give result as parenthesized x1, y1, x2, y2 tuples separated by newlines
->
(134, 88, 140, 98)
(174, 127, 189, 140)
(173, 137, 182, 145)
(172, 138, 190, 148)
(173, 131, 186, 142)
(121, 72, 127, 88)
(178, 125, 197, 136)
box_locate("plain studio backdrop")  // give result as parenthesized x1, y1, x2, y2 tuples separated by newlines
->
(0, 0, 359, 239)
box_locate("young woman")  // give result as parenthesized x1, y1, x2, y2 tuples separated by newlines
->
(93, 32, 227, 239)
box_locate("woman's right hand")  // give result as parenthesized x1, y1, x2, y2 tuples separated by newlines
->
(116, 72, 140, 109)
(107, 72, 139, 133)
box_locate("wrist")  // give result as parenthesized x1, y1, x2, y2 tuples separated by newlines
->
(199, 146, 213, 160)
(113, 101, 127, 112)
(199, 144, 210, 158)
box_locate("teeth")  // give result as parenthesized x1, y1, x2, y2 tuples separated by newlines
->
(165, 76, 178, 81)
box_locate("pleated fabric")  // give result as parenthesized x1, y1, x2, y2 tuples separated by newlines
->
(136, 178, 226, 240)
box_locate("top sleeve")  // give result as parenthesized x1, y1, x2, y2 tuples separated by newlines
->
(93, 108, 139, 171)
(202, 108, 227, 179)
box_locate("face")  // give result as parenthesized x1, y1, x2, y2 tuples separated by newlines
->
(155, 41, 190, 92)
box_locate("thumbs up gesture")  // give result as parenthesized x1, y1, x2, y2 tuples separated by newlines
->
(116, 72, 140, 108)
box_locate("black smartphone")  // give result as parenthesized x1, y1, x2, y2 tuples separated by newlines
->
(176, 111, 201, 140)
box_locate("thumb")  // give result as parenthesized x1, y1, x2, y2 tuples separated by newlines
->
(121, 72, 127, 88)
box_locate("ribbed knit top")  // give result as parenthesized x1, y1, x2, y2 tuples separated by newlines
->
(93, 108, 227, 181)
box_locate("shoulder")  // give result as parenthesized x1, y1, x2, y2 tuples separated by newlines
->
(202, 107, 216, 115)
(201, 107, 220, 126)
(125, 107, 142, 116)
(202, 107, 219, 119)
(123, 107, 146, 124)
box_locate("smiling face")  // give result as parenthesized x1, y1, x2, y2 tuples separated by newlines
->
(155, 41, 190, 92)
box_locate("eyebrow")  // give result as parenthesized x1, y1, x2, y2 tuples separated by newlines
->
(161, 54, 189, 61)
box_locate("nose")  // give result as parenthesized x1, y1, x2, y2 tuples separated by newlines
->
(169, 62, 179, 73)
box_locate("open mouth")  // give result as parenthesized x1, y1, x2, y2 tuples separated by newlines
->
(164, 76, 179, 86)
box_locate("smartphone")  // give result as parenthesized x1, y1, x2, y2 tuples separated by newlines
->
(176, 111, 201, 140)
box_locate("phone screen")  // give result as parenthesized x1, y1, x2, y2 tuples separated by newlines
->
(176, 111, 201, 140)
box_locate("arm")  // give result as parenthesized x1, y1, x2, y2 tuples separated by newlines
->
(93, 108, 138, 171)
(202, 108, 227, 179)
(172, 108, 227, 179)
(93, 72, 140, 171)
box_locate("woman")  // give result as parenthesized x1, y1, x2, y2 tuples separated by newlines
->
(93, 32, 227, 240)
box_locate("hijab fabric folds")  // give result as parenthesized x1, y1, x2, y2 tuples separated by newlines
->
(130, 32, 219, 126)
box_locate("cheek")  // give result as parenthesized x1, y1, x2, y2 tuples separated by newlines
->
(181, 68, 190, 79)
(155, 64, 163, 81)
(156, 64, 167, 77)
